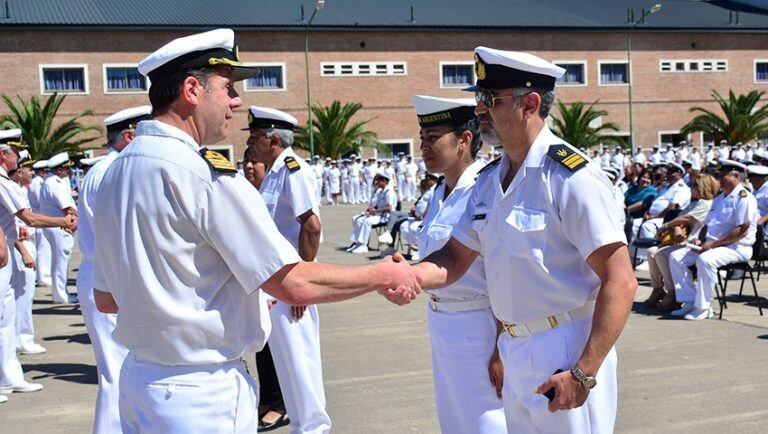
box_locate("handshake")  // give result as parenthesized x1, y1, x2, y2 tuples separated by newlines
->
(375, 252, 423, 306)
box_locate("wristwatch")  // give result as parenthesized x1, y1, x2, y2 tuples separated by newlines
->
(570, 365, 597, 390)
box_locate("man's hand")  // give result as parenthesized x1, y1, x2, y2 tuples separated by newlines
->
(488, 351, 504, 399)
(534, 369, 589, 413)
(292, 305, 307, 320)
(18, 227, 29, 241)
(62, 214, 78, 233)
(377, 252, 421, 305)
(699, 241, 717, 253)
(21, 252, 35, 269)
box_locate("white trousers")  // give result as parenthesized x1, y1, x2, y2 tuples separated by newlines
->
(405, 178, 417, 201)
(498, 316, 617, 434)
(323, 181, 331, 204)
(12, 239, 37, 348)
(0, 248, 24, 387)
(399, 219, 421, 247)
(268, 302, 331, 434)
(349, 177, 360, 204)
(315, 179, 323, 205)
(77, 260, 129, 434)
(361, 181, 371, 203)
(341, 179, 350, 204)
(120, 355, 258, 434)
(350, 214, 383, 245)
(35, 226, 52, 284)
(669, 244, 751, 310)
(42, 228, 74, 302)
(396, 175, 405, 200)
(427, 306, 506, 434)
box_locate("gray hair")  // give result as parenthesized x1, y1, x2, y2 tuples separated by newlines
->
(106, 128, 132, 148)
(511, 87, 555, 119)
(264, 128, 294, 147)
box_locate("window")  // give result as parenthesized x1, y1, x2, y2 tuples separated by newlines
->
(755, 60, 768, 83)
(601, 133, 630, 149)
(377, 140, 412, 159)
(659, 59, 727, 73)
(598, 62, 629, 85)
(440, 62, 474, 87)
(659, 131, 686, 146)
(321, 62, 407, 77)
(244, 64, 286, 91)
(103, 65, 148, 93)
(39, 64, 88, 94)
(554, 62, 587, 86)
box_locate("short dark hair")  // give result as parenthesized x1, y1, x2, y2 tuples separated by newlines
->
(148, 67, 213, 116)
(451, 118, 482, 158)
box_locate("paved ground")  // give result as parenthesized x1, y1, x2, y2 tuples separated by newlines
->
(2, 203, 768, 433)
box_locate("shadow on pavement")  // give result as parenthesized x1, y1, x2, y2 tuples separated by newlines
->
(33, 305, 82, 316)
(44, 333, 91, 345)
(26, 363, 97, 385)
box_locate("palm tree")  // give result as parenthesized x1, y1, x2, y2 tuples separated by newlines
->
(550, 100, 625, 149)
(0, 92, 102, 159)
(294, 100, 378, 159)
(680, 90, 768, 144)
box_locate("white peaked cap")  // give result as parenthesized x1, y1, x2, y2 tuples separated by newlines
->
(47, 152, 70, 168)
(104, 105, 153, 127)
(244, 106, 298, 131)
(32, 160, 49, 169)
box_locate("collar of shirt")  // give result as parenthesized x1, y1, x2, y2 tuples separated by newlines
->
(269, 147, 295, 174)
(727, 183, 746, 199)
(455, 159, 486, 191)
(136, 120, 200, 152)
(0, 166, 8, 179)
(496, 125, 560, 195)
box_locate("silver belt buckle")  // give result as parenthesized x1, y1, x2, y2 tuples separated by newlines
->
(430, 296, 439, 312)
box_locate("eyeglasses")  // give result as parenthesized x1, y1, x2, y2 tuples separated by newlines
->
(474, 89, 527, 109)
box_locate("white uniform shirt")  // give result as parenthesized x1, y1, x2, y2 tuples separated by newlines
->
(91, 120, 301, 366)
(259, 147, 320, 250)
(418, 160, 487, 302)
(648, 179, 691, 216)
(706, 149, 716, 163)
(10, 181, 33, 238)
(417, 160, 427, 180)
(340, 165, 349, 181)
(663, 149, 676, 163)
(451, 126, 625, 324)
(349, 163, 361, 180)
(731, 148, 746, 161)
(600, 152, 611, 167)
(395, 159, 406, 176)
(717, 147, 730, 160)
(649, 151, 663, 165)
(746, 149, 755, 161)
(405, 162, 418, 180)
(754, 182, 768, 218)
(372, 187, 397, 221)
(38, 174, 75, 217)
(385, 167, 396, 182)
(77, 148, 119, 262)
(610, 153, 624, 168)
(414, 187, 434, 218)
(676, 147, 689, 163)
(28, 175, 44, 212)
(0, 169, 26, 242)
(328, 167, 341, 191)
(364, 165, 376, 183)
(690, 151, 702, 169)
(633, 152, 646, 165)
(704, 183, 757, 247)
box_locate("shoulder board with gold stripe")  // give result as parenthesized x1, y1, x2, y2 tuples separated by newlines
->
(284, 156, 301, 173)
(477, 157, 501, 175)
(547, 144, 588, 172)
(200, 148, 237, 174)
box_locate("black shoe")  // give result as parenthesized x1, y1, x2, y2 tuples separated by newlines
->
(258, 413, 290, 432)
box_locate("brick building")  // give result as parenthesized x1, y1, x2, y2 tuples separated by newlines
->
(1, 0, 767, 161)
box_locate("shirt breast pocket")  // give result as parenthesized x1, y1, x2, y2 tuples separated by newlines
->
(423, 223, 453, 255)
(471, 209, 491, 234)
(504, 207, 548, 267)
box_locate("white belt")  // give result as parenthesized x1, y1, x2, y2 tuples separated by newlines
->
(501, 302, 595, 338)
(429, 295, 491, 313)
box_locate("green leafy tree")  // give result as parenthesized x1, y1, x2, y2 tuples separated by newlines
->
(0, 92, 102, 159)
(550, 100, 625, 149)
(294, 100, 378, 159)
(680, 90, 768, 144)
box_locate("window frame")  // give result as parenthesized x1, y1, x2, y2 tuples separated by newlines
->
(320, 61, 408, 77)
(102, 63, 150, 95)
(659, 59, 728, 73)
(597, 60, 631, 87)
(438, 61, 475, 89)
(39, 63, 90, 95)
(553, 60, 588, 87)
(755, 59, 768, 84)
(242, 62, 287, 92)
(658, 130, 686, 147)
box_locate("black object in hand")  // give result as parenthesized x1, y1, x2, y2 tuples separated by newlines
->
(543, 369, 565, 402)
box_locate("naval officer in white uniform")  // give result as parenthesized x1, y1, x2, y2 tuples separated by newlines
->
(399, 47, 637, 433)
(77, 105, 151, 434)
(668, 159, 758, 320)
(39, 152, 78, 304)
(91, 28, 421, 433)
(29, 160, 52, 286)
(245, 106, 331, 434)
(411, 95, 507, 433)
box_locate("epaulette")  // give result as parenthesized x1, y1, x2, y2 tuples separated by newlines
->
(284, 156, 301, 173)
(477, 157, 501, 176)
(547, 144, 588, 172)
(200, 148, 237, 174)
(740, 189, 748, 198)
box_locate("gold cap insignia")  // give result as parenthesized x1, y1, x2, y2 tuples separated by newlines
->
(557, 149, 568, 157)
(474, 53, 486, 81)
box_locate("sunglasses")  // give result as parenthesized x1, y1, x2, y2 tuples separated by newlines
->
(474, 89, 526, 109)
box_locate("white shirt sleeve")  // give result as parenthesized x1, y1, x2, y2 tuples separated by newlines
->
(0, 182, 25, 215)
(53, 182, 76, 210)
(557, 168, 627, 259)
(450, 188, 482, 252)
(733, 193, 755, 227)
(196, 175, 301, 294)
(285, 171, 317, 219)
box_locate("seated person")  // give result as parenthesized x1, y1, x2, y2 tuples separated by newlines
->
(398, 177, 438, 260)
(747, 164, 768, 233)
(639, 162, 691, 240)
(644, 174, 718, 310)
(668, 160, 758, 320)
(378, 175, 438, 246)
(347, 172, 397, 254)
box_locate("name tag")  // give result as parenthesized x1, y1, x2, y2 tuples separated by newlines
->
(473, 214, 486, 221)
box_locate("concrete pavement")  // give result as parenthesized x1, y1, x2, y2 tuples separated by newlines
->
(2, 202, 767, 433)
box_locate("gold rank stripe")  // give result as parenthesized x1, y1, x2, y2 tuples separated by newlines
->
(561, 153, 585, 169)
(202, 149, 237, 173)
